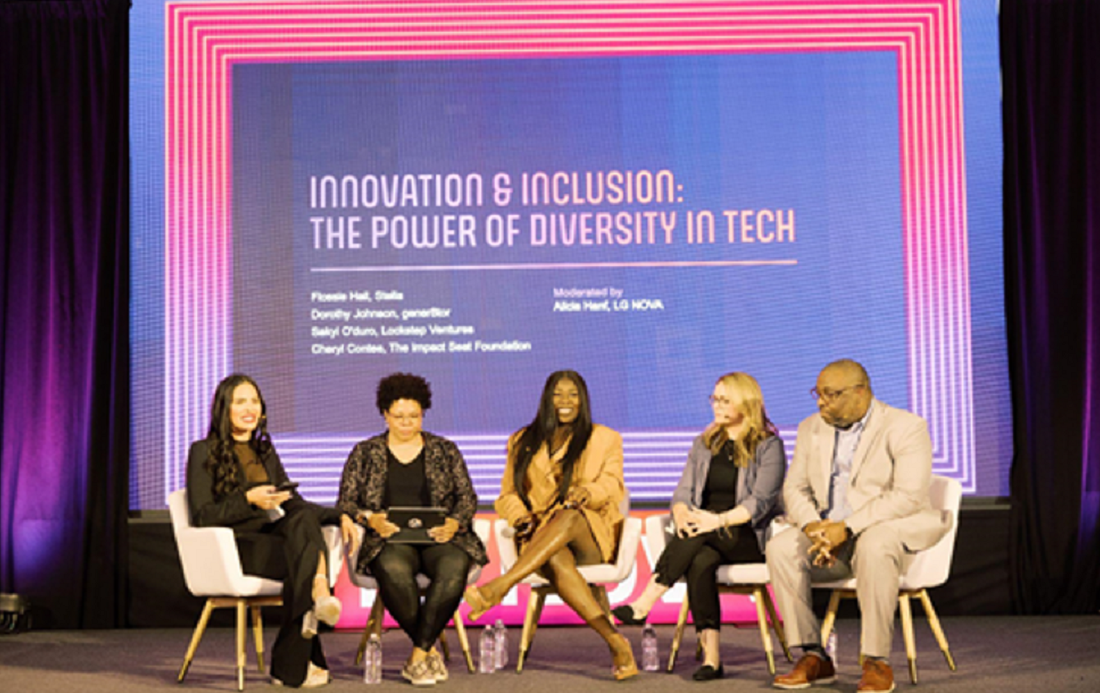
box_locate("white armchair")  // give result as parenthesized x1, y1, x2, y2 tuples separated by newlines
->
(493, 493, 643, 673)
(345, 517, 492, 672)
(644, 514, 792, 674)
(168, 489, 342, 690)
(816, 475, 963, 684)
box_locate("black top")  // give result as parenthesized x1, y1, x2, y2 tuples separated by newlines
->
(701, 440, 740, 513)
(384, 447, 431, 507)
(235, 441, 270, 485)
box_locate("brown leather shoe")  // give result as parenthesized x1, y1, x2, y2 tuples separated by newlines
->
(857, 659, 895, 693)
(773, 654, 837, 689)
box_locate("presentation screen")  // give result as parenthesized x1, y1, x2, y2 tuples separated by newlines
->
(131, 0, 1010, 509)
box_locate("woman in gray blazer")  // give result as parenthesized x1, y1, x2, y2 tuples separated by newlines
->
(612, 372, 786, 680)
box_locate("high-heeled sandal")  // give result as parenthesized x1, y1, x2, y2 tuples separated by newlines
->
(464, 585, 494, 622)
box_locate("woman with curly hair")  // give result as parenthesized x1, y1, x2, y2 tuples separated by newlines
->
(186, 374, 358, 688)
(338, 373, 487, 686)
(463, 370, 638, 681)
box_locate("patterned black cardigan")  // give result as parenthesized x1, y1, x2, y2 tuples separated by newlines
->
(337, 431, 488, 574)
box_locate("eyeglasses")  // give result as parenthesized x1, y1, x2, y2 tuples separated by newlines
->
(708, 395, 733, 407)
(810, 384, 863, 402)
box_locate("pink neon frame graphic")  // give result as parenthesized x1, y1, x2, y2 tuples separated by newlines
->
(164, 0, 974, 499)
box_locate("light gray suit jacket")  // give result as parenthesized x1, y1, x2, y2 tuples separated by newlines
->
(782, 400, 951, 552)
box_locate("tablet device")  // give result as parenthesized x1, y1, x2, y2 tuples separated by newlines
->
(387, 507, 447, 544)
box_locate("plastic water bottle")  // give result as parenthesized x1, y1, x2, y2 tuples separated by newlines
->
(363, 633, 382, 684)
(641, 624, 659, 672)
(825, 631, 838, 666)
(479, 625, 497, 673)
(494, 618, 509, 669)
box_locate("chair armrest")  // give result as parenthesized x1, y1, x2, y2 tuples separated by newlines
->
(494, 518, 518, 571)
(323, 525, 344, 586)
(176, 525, 248, 596)
(612, 516, 643, 581)
(644, 514, 672, 566)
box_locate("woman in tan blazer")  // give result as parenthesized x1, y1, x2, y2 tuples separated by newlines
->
(464, 370, 637, 680)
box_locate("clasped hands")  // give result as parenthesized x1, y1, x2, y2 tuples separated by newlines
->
(804, 519, 850, 567)
(360, 510, 460, 544)
(512, 486, 592, 542)
(672, 504, 725, 538)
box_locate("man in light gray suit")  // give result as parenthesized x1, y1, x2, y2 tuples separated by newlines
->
(768, 360, 951, 693)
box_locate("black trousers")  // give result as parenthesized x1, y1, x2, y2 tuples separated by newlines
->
(652, 524, 764, 632)
(368, 541, 472, 651)
(235, 502, 330, 687)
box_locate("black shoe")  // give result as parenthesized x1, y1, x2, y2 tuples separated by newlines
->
(692, 664, 724, 681)
(611, 605, 647, 626)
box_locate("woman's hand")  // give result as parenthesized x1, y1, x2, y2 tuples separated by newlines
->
(672, 503, 693, 537)
(246, 485, 290, 510)
(366, 511, 400, 539)
(340, 513, 361, 557)
(428, 517, 461, 543)
(678, 507, 723, 537)
(512, 513, 536, 542)
(564, 485, 591, 509)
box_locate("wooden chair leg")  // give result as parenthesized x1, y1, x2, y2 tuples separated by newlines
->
(820, 590, 843, 642)
(178, 598, 216, 682)
(898, 593, 917, 684)
(667, 593, 691, 672)
(236, 600, 247, 691)
(439, 628, 451, 660)
(917, 589, 957, 671)
(517, 588, 545, 673)
(357, 593, 386, 665)
(250, 605, 265, 674)
(452, 609, 475, 673)
(762, 588, 793, 663)
(752, 587, 777, 675)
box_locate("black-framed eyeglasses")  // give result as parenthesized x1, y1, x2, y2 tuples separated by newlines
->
(810, 384, 863, 402)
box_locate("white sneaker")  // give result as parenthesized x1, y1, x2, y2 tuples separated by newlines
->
(314, 595, 342, 627)
(402, 659, 436, 686)
(426, 651, 448, 682)
(272, 663, 330, 688)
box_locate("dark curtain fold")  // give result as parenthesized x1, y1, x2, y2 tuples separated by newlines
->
(0, 0, 129, 627)
(1003, 0, 1100, 614)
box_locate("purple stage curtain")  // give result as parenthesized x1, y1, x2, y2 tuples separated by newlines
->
(0, 0, 129, 627)
(1003, 0, 1100, 613)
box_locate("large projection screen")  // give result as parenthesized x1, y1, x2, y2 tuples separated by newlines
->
(131, 0, 1010, 509)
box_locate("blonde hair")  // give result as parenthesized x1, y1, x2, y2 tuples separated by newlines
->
(704, 372, 778, 466)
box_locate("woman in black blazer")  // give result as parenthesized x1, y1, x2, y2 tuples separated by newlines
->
(187, 373, 357, 688)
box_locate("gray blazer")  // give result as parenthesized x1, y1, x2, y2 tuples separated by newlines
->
(670, 434, 787, 551)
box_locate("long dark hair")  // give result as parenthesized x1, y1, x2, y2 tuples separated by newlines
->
(510, 370, 594, 510)
(203, 373, 272, 498)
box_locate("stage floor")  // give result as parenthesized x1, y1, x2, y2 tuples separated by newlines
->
(1, 617, 1097, 692)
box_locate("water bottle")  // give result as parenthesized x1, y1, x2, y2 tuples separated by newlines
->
(363, 633, 382, 684)
(641, 624, 659, 672)
(478, 625, 497, 673)
(494, 618, 509, 669)
(825, 630, 838, 666)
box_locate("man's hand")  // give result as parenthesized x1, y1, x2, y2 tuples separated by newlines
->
(428, 517, 461, 543)
(367, 511, 400, 539)
(805, 520, 850, 567)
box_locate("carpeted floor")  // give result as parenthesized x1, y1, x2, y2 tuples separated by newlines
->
(1, 617, 1098, 692)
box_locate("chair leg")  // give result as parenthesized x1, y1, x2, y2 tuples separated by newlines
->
(762, 588, 793, 663)
(439, 628, 451, 660)
(357, 594, 386, 666)
(898, 593, 917, 684)
(453, 609, 475, 673)
(517, 587, 545, 673)
(236, 600, 247, 691)
(820, 590, 843, 642)
(251, 605, 265, 674)
(752, 587, 777, 675)
(178, 598, 216, 682)
(667, 593, 690, 672)
(917, 589, 957, 671)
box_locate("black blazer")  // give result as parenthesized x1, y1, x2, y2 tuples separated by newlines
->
(337, 431, 488, 574)
(186, 438, 342, 534)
